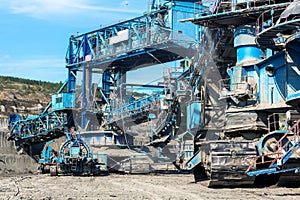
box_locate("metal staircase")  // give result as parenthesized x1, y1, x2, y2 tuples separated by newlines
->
(246, 120, 300, 176)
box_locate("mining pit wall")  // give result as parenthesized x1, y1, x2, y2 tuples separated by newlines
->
(0, 132, 37, 175)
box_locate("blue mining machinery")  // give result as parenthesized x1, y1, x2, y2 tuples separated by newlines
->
(7, 0, 300, 187)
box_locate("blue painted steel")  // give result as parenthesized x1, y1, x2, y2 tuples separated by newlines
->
(95, 154, 108, 167)
(39, 133, 109, 174)
(282, 150, 294, 165)
(186, 102, 202, 130)
(247, 168, 277, 176)
(108, 95, 163, 124)
(229, 66, 245, 88)
(67, 36, 76, 93)
(52, 93, 75, 111)
(148, 113, 156, 119)
(7, 0, 300, 181)
(42, 80, 69, 115)
(65, 1, 203, 70)
(286, 91, 300, 104)
(256, 52, 286, 105)
(39, 140, 54, 164)
(248, 167, 300, 176)
(285, 34, 300, 104)
(286, 33, 300, 68)
(67, 69, 76, 93)
(81, 66, 91, 128)
(8, 111, 66, 142)
(250, 126, 300, 177)
(170, 1, 200, 39)
(186, 150, 201, 169)
(223, 26, 265, 104)
(102, 71, 111, 100)
(8, 114, 22, 130)
(256, 18, 300, 50)
(115, 134, 133, 146)
(60, 135, 91, 160)
(236, 46, 264, 66)
(286, 63, 300, 100)
(234, 27, 264, 66)
(256, 130, 287, 156)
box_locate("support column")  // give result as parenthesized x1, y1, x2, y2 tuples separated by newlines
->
(81, 66, 92, 129)
(234, 26, 264, 67)
(117, 69, 127, 102)
(102, 70, 111, 101)
(67, 68, 76, 93)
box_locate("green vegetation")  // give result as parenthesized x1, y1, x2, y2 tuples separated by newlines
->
(0, 75, 62, 94)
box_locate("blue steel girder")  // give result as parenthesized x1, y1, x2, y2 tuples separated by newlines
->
(69, 43, 195, 74)
(65, 8, 197, 72)
(247, 167, 300, 176)
(8, 111, 67, 143)
(66, 14, 150, 66)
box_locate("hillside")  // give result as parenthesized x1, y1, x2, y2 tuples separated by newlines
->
(0, 76, 62, 118)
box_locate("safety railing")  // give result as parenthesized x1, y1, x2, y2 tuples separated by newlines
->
(267, 113, 287, 132)
(256, 9, 273, 34)
(246, 120, 300, 175)
(98, 27, 171, 60)
(194, 0, 289, 16)
(66, 10, 197, 68)
(255, 0, 298, 35)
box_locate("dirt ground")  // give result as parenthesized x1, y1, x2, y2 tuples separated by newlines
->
(1, 174, 300, 200)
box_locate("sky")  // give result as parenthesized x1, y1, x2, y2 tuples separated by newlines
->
(0, 0, 149, 83)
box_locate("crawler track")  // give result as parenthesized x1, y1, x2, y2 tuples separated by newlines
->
(202, 141, 257, 187)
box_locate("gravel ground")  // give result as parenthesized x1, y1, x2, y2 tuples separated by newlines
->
(1, 174, 300, 200)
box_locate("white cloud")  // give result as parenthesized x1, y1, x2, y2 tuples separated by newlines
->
(0, 55, 67, 82)
(3, 0, 144, 20)
(0, 54, 11, 59)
